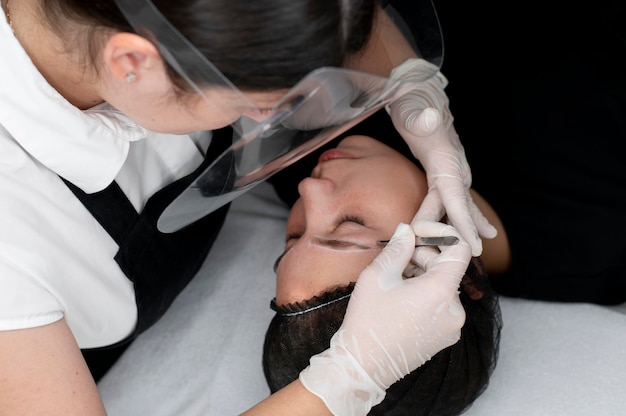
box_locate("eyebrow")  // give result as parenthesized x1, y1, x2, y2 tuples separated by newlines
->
(273, 238, 373, 273)
(312, 237, 372, 250)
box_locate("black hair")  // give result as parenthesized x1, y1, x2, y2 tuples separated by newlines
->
(263, 257, 502, 416)
(40, 0, 377, 91)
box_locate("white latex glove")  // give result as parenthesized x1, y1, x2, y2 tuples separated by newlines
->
(386, 58, 497, 256)
(300, 222, 470, 415)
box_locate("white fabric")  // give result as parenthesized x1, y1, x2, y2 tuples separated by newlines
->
(100, 182, 287, 415)
(0, 15, 207, 348)
(99, 182, 626, 415)
(464, 299, 626, 416)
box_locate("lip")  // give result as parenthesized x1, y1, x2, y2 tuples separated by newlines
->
(318, 149, 355, 164)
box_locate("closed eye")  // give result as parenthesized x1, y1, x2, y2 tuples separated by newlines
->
(274, 216, 366, 273)
(337, 215, 365, 227)
(285, 232, 302, 243)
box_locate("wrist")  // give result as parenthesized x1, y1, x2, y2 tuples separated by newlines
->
(390, 58, 447, 88)
(299, 336, 386, 416)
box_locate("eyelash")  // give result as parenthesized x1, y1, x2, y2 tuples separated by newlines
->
(339, 215, 365, 226)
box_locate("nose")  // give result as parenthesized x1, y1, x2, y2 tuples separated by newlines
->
(298, 176, 335, 197)
(298, 177, 337, 212)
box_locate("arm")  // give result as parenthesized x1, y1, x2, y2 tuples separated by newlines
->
(469, 189, 512, 275)
(241, 380, 332, 416)
(0, 320, 332, 416)
(348, 2, 497, 256)
(0, 319, 107, 415)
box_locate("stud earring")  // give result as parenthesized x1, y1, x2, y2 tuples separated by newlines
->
(125, 72, 136, 83)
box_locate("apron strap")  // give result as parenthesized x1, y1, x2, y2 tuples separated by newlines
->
(64, 128, 234, 380)
(61, 180, 138, 243)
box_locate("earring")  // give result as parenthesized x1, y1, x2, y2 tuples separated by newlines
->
(125, 72, 136, 83)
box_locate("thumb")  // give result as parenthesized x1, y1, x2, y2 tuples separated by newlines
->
(360, 223, 415, 290)
(406, 107, 442, 136)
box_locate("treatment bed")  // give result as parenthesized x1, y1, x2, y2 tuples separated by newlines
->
(98, 182, 626, 415)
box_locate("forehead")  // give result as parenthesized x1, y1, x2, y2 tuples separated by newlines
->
(276, 241, 379, 305)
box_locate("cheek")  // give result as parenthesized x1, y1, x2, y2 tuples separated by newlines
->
(385, 168, 428, 218)
(275, 253, 323, 305)
(285, 200, 305, 235)
(275, 270, 299, 306)
(365, 183, 423, 235)
(388, 190, 423, 225)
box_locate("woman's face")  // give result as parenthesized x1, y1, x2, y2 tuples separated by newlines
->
(275, 135, 427, 305)
(97, 33, 289, 133)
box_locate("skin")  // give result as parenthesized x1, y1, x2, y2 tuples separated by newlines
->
(275, 135, 511, 305)
(1, 1, 469, 415)
(276, 135, 427, 304)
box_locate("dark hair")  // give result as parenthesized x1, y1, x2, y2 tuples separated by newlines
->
(263, 257, 502, 416)
(40, 0, 377, 91)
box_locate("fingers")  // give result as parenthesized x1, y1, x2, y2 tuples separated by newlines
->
(415, 185, 485, 257)
(469, 199, 498, 240)
(407, 107, 442, 136)
(359, 223, 415, 290)
(413, 190, 445, 223)
(439, 197, 484, 257)
(410, 245, 440, 274)
(392, 100, 442, 139)
(410, 220, 472, 290)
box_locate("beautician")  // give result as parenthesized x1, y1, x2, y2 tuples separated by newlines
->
(0, 0, 491, 414)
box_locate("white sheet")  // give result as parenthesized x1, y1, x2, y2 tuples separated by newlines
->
(99, 182, 626, 415)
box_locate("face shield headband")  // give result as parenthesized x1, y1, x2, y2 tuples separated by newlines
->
(113, 0, 444, 233)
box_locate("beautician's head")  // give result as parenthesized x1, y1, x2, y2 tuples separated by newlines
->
(275, 134, 428, 305)
(37, 0, 376, 132)
(264, 135, 502, 415)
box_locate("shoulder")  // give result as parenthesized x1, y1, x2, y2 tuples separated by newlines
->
(0, 130, 136, 345)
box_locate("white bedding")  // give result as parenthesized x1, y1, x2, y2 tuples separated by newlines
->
(98, 182, 626, 415)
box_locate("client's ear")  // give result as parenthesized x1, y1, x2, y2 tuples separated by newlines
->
(462, 280, 484, 301)
(461, 257, 487, 300)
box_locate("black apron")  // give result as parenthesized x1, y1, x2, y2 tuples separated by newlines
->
(65, 127, 233, 381)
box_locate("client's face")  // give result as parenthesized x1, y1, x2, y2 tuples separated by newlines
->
(275, 135, 427, 305)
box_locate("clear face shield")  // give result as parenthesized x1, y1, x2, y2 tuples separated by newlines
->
(113, 0, 444, 233)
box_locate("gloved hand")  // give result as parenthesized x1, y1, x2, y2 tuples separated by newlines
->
(299, 222, 471, 415)
(386, 58, 497, 256)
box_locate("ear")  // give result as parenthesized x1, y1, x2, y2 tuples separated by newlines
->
(102, 33, 161, 83)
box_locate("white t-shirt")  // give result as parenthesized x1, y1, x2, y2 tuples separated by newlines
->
(0, 15, 210, 348)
